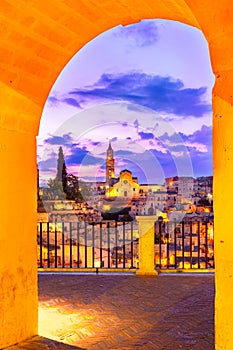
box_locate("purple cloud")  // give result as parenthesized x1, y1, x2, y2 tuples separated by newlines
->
(38, 156, 57, 173)
(188, 148, 212, 176)
(138, 131, 154, 140)
(62, 98, 80, 107)
(114, 20, 158, 47)
(158, 125, 212, 176)
(66, 72, 211, 117)
(44, 133, 73, 146)
(115, 150, 134, 156)
(66, 146, 103, 166)
(160, 125, 212, 148)
(47, 95, 59, 107)
(91, 141, 101, 146)
(188, 125, 212, 145)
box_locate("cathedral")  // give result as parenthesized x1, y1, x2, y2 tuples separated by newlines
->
(105, 142, 140, 199)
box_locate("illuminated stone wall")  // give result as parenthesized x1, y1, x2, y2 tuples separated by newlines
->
(0, 122, 38, 348)
(136, 216, 158, 276)
(112, 170, 140, 198)
(0, 0, 233, 348)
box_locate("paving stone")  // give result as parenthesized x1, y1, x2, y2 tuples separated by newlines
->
(7, 273, 214, 349)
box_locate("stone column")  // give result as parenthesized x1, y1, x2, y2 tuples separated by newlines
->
(0, 83, 39, 349)
(213, 80, 233, 349)
(0, 127, 38, 349)
(136, 216, 158, 276)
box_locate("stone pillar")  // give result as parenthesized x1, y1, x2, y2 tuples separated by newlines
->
(213, 80, 233, 349)
(0, 127, 38, 349)
(136, 216, 158, 276)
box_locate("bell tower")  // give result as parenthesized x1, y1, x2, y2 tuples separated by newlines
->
(106, 141, 115, 183)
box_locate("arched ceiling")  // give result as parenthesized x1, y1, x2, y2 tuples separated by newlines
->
(0, 0, 232, 134)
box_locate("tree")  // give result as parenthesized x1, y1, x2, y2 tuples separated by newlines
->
(121, 213, 134, 222)
(66, 174, 81, 201)
(56, 146, 67, 195)
(47, 178, 66, 200)
(78, 180, 92, 202)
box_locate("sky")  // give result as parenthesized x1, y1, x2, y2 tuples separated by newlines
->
(37, 19, 215, 186)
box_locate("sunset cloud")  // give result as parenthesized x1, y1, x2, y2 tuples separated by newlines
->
(38, 19, 213, 185)
(64, 73, 211, 117)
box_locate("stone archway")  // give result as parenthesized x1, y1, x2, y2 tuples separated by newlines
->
(0, 1, 233, 348)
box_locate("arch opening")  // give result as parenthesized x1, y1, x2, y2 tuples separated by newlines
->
(38, 19, 214, 218)
(37, 18, 215, 343)
(1, 1, 233, 349)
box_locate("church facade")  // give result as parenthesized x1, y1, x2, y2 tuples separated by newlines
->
(105, 142, 139, 199)
(107, 169, 140, 198)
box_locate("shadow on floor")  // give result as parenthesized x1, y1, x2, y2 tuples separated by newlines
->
(7, 336, 86, 349)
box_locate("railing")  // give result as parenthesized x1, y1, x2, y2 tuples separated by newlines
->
(154, 219, 214, 270)
(37, 217, 214, 272)
(37, 221, 139, 269)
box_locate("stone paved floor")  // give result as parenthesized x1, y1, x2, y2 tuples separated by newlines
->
(8, 273, 214, 349)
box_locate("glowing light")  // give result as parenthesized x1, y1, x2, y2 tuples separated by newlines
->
(39, 306, 84, 341)
(160, 213, 168, 222)
(103, 204, 111, 211)
(39, 303, 99, 344)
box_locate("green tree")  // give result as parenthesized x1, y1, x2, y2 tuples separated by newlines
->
(121, 213, 133, 222)
(47, 178, 65, 200)
(78, 180, 92, 202)
(66, 174, 81, 201)
(56, 146, 67, 195)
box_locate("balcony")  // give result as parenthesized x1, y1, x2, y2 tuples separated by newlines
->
(12, 218, 213, 348)
(8, 273, 214, 349)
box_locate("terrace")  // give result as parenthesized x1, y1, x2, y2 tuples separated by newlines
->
(1, 1, 233, 349)
(9, 273, 214, 350)
(9, 216, 214, 349)
(1, 211, 215, 350)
